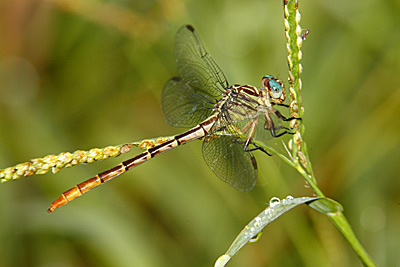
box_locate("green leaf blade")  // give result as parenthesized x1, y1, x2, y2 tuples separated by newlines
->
(214, 196, 319, 267)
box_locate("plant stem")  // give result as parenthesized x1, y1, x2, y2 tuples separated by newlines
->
(281, 0, 377, 266)
(329, 213, 377, 267)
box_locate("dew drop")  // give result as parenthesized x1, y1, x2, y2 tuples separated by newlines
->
(264, 209, 272, 216)
(286, 195, 294, 201)
(249, 235, 258, 243)
(269, 197, 281, 207)
(249, 232, 262, 243)
(254, 216, 261, 227)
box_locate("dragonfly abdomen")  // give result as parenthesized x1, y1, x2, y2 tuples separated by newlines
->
(47, 115, 218, 213)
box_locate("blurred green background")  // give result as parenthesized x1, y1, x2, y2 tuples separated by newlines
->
(0, 0, 399, 266)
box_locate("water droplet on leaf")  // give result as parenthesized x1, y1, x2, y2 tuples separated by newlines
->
(269, 197, 281, 207)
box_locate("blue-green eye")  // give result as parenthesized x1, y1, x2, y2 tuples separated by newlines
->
(269, 80, 283, 99)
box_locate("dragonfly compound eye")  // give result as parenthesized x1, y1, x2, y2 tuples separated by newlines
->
(268, 80, 283, 99)
(261, 75, 285, 104)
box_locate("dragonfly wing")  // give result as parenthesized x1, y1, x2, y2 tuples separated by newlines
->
(202, 134, 257, 191)
(162, 76, 216, 127)
(174, 25, 228, 98)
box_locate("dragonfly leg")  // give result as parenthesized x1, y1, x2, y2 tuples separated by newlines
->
(275, 103, 290, 108)
(245, 144, 272, 156)
(272, 109, 301, 122)
(233, 138, 272, 156)
(263, 112, 294, 137)
(269, 126, 295, 137)
(242, 118, 258, 150)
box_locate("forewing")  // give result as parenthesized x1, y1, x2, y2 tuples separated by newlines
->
(175, 25, 228, 98)
(202, 134, 257, 191)
(161, 77, 216, 127)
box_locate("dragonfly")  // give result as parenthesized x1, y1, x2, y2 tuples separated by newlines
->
(47, 25, 298, 213)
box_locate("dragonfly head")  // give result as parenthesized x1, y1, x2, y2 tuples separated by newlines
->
(262, 75, 286, 104)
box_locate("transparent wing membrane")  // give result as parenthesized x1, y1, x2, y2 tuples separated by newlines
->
(174, 25, 228, 98)
(161, 77, 216, 127)
(202, 134, 257, 191)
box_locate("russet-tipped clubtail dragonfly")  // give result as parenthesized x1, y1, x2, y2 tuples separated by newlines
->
(48, 25, 297, 213)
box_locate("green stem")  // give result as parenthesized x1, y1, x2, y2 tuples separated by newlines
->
(329, 213, 377, 267)
(252, 139, 325, 197)
(280, 1, 377, 265)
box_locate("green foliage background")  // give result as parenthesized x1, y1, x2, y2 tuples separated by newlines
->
(0, 0, 399, 266)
